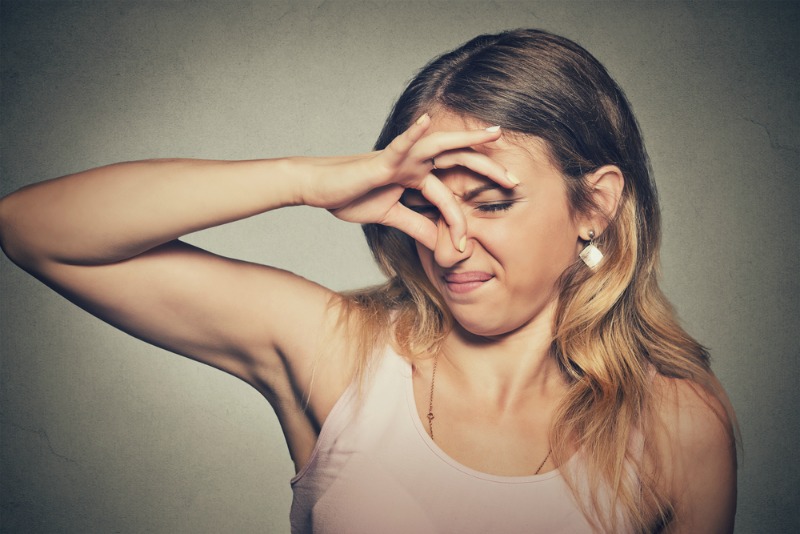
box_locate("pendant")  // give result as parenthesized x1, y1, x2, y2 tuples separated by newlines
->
(579, 243, 603, 269)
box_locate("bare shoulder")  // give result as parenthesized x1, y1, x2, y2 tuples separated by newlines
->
(651, 374, 738, 533)
(651, 374, 736, 455)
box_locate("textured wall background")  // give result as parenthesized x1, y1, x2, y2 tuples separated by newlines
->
(1, 1, 798, 532)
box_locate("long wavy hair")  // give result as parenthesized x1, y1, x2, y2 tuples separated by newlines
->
(336, 29, 734, 532)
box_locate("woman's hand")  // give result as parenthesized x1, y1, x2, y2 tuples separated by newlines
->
(297, 114, 517, 251)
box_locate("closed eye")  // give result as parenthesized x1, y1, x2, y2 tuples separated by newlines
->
(475, 201, 514, 214)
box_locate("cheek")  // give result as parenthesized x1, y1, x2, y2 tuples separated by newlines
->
(483, 210, 577, 278)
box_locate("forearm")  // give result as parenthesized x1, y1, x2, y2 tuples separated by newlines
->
(0, 158, 303, 267)
(0, 119, 509, 269)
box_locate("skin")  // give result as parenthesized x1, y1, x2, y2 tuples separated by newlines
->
(405, 113, 585, 475)
(0, 114, 509, 470)
(406, 113, 609, 335)
(0, 112, 735, 532)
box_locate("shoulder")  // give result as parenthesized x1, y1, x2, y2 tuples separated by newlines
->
(650, 374, 738, 533)
(650, 374, 735, 453)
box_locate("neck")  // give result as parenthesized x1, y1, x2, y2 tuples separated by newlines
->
(440, 301, 566, 410)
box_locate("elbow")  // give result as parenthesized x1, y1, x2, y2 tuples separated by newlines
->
(0, 192, 49, 271)
(0, 194, 21, 262)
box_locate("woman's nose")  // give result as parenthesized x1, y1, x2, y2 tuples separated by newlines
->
(432, 218, 472, 268)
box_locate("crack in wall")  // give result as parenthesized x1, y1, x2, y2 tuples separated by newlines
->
(741, 117, 799, 155)
(1, 419, 77, 464)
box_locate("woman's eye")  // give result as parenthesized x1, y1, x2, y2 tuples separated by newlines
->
(475, 202, 514, 214)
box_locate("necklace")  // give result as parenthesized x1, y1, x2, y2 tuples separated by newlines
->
(426, 353, 553, 475)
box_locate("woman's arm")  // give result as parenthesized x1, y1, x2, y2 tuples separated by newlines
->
(0, 158, 356, 465)
(0, 156, 345, 398)
(0, 117, 513, 434)
(0, 158, 301, 266)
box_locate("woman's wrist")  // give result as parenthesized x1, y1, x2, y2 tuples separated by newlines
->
(262, 156, 311, 209)
(278, 154, 360, 210)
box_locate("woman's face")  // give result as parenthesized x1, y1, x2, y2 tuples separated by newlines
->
(404, 113, 584, 338)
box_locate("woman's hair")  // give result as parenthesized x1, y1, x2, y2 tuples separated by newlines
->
(337, 29, 733, 532)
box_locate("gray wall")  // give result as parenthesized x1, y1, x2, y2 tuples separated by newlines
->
(1, 1, 797, 532)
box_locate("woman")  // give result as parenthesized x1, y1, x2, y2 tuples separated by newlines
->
(0, 29, 736, 533)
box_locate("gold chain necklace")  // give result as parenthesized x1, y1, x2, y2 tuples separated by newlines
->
(426, 353, 553, 475)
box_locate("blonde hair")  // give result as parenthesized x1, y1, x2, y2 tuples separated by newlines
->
(334, 29, 736, 532)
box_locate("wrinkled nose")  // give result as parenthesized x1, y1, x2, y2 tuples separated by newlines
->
(433, 218, 472, 268)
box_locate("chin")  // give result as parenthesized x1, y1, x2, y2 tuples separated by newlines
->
(452, 314, 518, 339)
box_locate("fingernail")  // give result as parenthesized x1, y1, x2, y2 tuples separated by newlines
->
(416, 113, 429, 125)
(485, 125, 501, 133)
(507, 172, 520, 185)
(458, 235, 467, 252)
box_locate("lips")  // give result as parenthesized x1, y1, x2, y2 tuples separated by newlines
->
(442, 271, 494, 294)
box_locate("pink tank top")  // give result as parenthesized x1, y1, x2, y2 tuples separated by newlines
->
(290, 347, 605, 533)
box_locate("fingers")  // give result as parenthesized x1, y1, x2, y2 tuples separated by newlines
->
(380, 120, 518, 250)
(383, 113, 432, 164)
(429, 148, 518, 188)
(382, 203, 438, 251)
(417, 174, 467, 250)
(417, 127, 504, 163)
(381, 177, 465, 251)
(383, 121, 505, 175)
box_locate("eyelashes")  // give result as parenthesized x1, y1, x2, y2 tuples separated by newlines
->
(407, 201, 516, 220)
(475, 202, 514, 214)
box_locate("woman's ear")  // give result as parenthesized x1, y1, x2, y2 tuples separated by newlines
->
(580, 165, 624, 236)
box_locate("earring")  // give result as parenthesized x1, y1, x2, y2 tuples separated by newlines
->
(579, 230, 603, 269)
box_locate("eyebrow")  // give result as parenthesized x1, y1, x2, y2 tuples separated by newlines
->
(403, 183, 511, 205)
(459, 184, 505, 202)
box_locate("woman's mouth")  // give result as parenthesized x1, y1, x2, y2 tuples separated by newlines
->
(442, 271, 494, 294)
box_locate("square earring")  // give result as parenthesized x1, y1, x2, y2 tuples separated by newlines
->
(580, 230, 603, 269)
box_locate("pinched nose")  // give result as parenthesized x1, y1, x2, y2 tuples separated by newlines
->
(433, 218, 472, 268)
